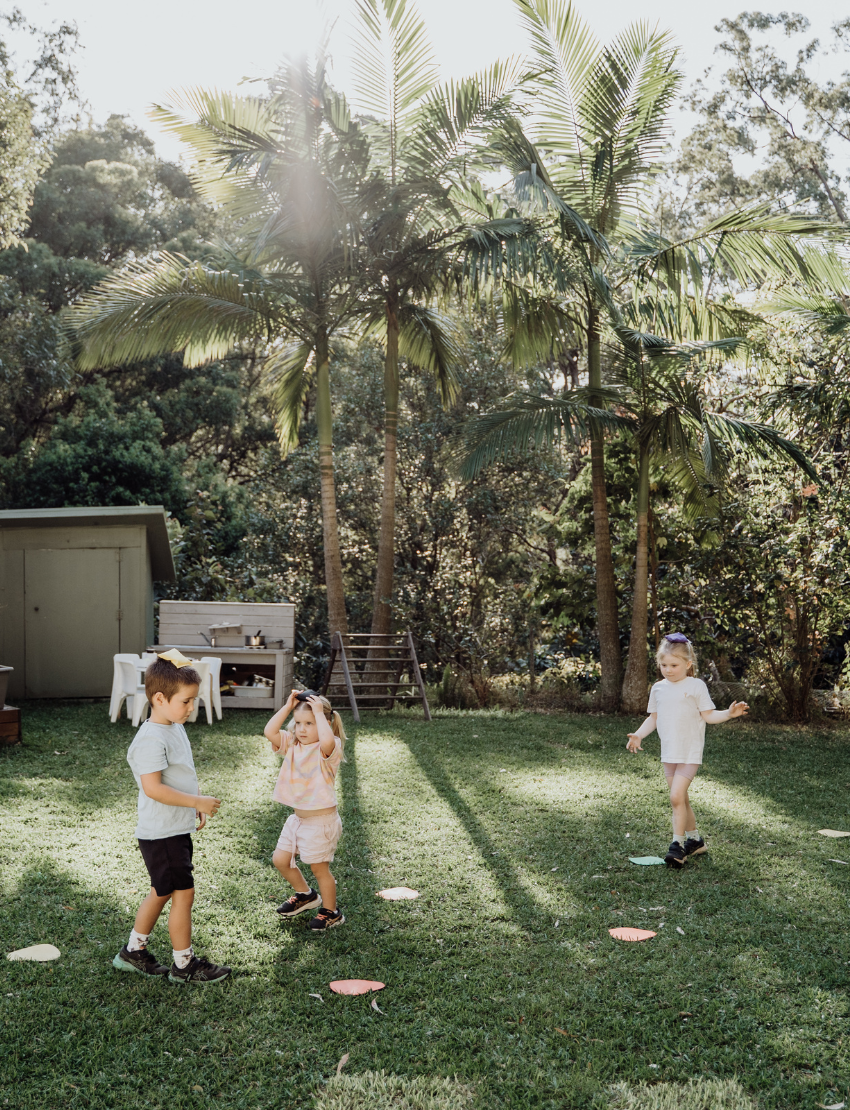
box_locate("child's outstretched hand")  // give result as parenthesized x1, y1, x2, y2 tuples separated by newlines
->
(728, 701, 749, 718)
(626, 733, 643, 752)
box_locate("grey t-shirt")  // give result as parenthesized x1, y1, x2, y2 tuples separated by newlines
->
(127, 720, 199, 840)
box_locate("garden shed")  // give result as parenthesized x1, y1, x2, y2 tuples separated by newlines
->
(0, 506, 175, 700)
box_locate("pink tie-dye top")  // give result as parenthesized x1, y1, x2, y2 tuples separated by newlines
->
(272, 732, 342, 810)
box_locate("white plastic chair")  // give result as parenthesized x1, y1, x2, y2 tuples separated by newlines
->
(110, 655, 141, 722)
(112, 658, 149, 726)
(200, 656, 223, 720)
(188, 660, 213, 725)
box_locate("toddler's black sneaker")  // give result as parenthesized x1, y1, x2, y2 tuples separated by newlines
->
(277, 889, 321, 917)
(112, 945, 169, 976)
(308, 907, 345, 931)
(684, 836, 708, 857)
(168, 955, 231, 985)
(664, 841, 687, 869)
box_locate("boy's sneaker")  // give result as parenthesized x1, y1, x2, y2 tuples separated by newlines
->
(168, 955, 231, 985)
(308, 907, 345, 931)
(112, 945, 169, 976)
(276, 889, 321, 917)
(664, 841, 687, 869)
(684, 836, 708, 857)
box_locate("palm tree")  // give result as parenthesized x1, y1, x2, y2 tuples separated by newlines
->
(460, 327, 818, 711)
(484, 0, 843, 709)
(347, 0, 553, 640)
(70, 55, 369, 638)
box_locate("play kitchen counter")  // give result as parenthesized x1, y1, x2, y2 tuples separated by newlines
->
(149, 645, 292, 710)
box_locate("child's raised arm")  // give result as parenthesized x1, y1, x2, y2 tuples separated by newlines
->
(701, 701, 748, 724)
(305, 695, 337, 756)
(626, 713, 657, 752)
(264, 690, 300, 750)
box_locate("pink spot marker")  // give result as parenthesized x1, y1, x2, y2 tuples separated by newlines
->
(376, 887, 419, 900)
(608, 927, 657, 942)
(329, 979, 386, 996)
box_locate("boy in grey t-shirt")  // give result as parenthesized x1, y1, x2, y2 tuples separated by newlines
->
(112, 654, 231, 984)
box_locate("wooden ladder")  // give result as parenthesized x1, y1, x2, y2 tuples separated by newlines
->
(321, 631, 432, 723)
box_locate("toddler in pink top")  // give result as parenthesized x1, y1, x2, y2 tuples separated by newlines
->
(264, 691, 347, 931)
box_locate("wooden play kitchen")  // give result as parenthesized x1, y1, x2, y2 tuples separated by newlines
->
(153, 601, 294, 711)
(0, 665, 21, 745)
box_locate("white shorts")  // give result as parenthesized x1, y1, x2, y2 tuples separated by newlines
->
(276, 811, 342, 868)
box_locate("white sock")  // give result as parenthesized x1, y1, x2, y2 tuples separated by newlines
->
(127, 929, 149, 952)
(172, 945, 194, 969)
(672, 833, 685, 845)
(685, 829, 699, 841)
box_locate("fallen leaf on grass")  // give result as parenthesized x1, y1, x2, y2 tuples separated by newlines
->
(818, 829, 850, 838)
(192, 1086, 203, 1093)
(62, 905, 77, 911)
(756, 887, 764, 893)
(555, 1028, 579, 1039)
(816, 1102, 845, 1109)
(676, 927, 685, 935)
(370, 999, 384, 1014)
(679, 1012, 692, 1017)
(608, 927, 656, 943)
(554, 919, 560, 928)
(827, 859, 849, 865)
(335, 1053, 350, 1076)
(551, 866, 558, 871)
(53, 751, 67, 756)
(308, 993, 324, 1002)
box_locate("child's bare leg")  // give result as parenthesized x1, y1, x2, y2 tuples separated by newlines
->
(272, 849, 311, 893)
(669, 774, 695, 837)
(308, 861, 336, 911)
(166, 887, 194, 951)
(134, 888, 171, 935)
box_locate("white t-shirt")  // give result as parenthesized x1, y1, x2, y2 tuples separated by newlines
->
(127, 720, 199, 839)
(647, 677, 715, 764)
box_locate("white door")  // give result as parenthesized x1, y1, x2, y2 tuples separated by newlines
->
(25, 548, 121, 697)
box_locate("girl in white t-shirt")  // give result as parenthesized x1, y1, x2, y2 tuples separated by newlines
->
(626, 634, 748, 868)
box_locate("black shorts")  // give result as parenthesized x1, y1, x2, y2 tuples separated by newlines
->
(137, 833, 194, 896)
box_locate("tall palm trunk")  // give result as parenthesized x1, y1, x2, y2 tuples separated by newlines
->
(370, 298, 400, 639)
(587, 308, 621, 710)
(315, 327, 348, 639)
(621, 443, 651, 712)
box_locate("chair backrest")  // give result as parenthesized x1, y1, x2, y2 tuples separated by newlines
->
(117, 659, 144, 693)
(191, 660, 211, 689)
(199, 656, 222, 678)
(114, 653, 141, 665)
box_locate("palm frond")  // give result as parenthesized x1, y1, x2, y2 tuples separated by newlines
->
(266, 342, 315, 454)
(70, 253, 271, 370)
(351, 0, 439, 175)
(397, 304, 464, 403)
(459, 390, 632, 479)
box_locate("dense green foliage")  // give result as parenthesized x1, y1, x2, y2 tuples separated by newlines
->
(3, 2, 850, 716)
(2, 705, 848, 1108)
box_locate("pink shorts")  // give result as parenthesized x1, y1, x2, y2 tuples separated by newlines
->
(276, 811, 342, 868)
(663, 762, 700, 782)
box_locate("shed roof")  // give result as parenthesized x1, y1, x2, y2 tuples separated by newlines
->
(0, 505, 176, 581)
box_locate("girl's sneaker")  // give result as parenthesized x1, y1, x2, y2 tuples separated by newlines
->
(277, 889, 321, 917)
(112, 945, 169, 976)
(168, 955, 231, 985)
(308, 907, 345, 931)
(664, 841, 687, 869)
(684, 836, 708, 857)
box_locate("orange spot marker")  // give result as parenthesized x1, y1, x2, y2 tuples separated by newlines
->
(608, 927, 657, 942)
(329, 979, 385, 996)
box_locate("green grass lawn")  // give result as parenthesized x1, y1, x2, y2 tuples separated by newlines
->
(1, 704, 848, 1110)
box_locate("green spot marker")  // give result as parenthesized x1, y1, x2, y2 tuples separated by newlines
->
(628, 856, 665, 865)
